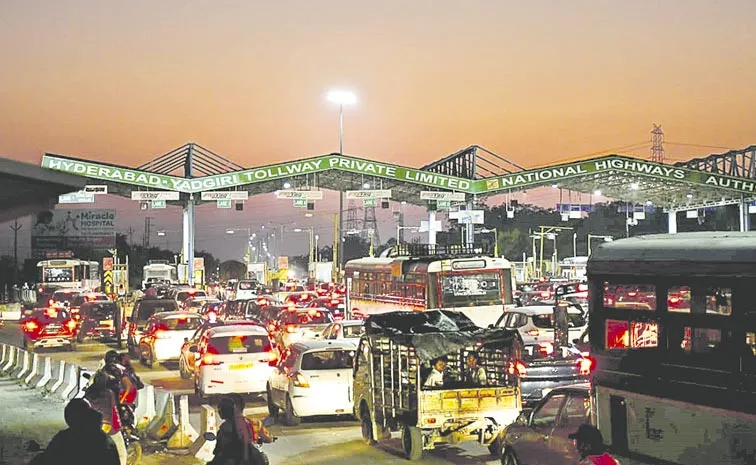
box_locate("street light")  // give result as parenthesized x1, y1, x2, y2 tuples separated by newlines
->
(587, 234, 614, 256)
(288, 227, 315, 273)
(479, 228, 499, 256)
(327, 89, 357, 279)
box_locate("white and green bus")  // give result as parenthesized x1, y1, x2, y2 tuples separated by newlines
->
(587, 232, 756, 465)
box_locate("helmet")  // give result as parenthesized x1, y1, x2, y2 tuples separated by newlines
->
(104, 350, 120, 365)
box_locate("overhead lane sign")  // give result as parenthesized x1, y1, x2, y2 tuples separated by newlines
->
(345, 190, 392, 199)
(474, 155, 756, 196)
(200, 191, 249, 201)
(131, 191, 180, 201)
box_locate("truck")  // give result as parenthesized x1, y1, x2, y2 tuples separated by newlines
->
(353, 310, 523, 460)
(142, 260, 177, 289)
(308, 261, 333, 283)
(247, 262, 268, 284)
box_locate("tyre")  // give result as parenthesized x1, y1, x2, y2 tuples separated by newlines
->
(360, 406, 376, 445)
(401, 425, 423, 461)
(283, 395, 301, 426)
(178, 356, 190, 379)
(144, 350, 154, 368)
(266, 385, 279, 417)
(249, 445, 269, 465)
(488, 432, 504, 457)
(501, 448, 520, 465)
(126, 440, 142, 465)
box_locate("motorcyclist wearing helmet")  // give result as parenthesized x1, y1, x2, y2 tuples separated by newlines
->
(30, 398, 119, 465)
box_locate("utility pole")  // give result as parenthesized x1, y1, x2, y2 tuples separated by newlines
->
(10, 219, 22, 284)
(126, 226, 135, 245)
(143, 217, 153, 248)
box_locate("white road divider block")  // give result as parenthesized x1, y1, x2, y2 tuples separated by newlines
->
(134, 384, 156, 432)
(167, 395, 199, 449)
(45, 360, 66, 394)
(111, 429, 127, 465)
(147, 390, 178, 441)
(1, 346, 16, 374)
(23, 353, 40, 385)
(15, 350, 31, 380)
(189, 404, 217, 461)
(0, 344, 8, 366)
(58, 363, 80, 400)
(33, 356, 53, 388)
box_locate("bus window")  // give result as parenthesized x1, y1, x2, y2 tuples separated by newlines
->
(680, 327, 722, 354)
(668, 286, 731, 316)
(605, 319, 658, 349)
(602, 283, 656, 311)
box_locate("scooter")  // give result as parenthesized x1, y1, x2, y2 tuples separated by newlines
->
(202, 417, 277, 465)
(79, 371, 143, 465)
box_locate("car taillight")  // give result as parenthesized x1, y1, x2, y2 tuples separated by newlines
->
(267, 350, 278, 367)
(507, 361, 527, 376)
(579, 357, 595, 376)
(24, 321, 38, 332)
(292, 372, 310, 388)
(577, 283, 588, 292)
(526, 329, 540, 336)
(286, 324, 299, 333)
(267, 323, 276, 333)
(201, 353, 220, 366)
(540, 291, 551, 298)
(538, 342, 554, 355)
(48, 299, 55, 306)
(65, 320, 77, 331)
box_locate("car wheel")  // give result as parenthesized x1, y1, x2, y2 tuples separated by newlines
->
(401, 424, 423, 461)
(501, 448, 520, 465)
(283, 394, 301, 426)
(360, 405, 377, 445)
(125, 440, 142, 465)
(179, 356, 190, 379)
(266, 385, 279, 417)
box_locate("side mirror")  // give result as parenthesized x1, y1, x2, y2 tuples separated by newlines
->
(25, 440, 42, 452)
(203, 432, 217, 441)
(83, 373, 92, 380)
(189, 346, 198, 353)
(262, 416, 275, 427)
(516, 409, 533, 425)
(184, 337, 189, 342)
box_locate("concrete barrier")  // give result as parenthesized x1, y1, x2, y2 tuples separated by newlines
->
(111, 429, 127, 465)
(0, 344, 8, 366)
(45, 360, 66, 395)
(32, 355, 53, 388)
(1, 346, 17, 375)
(58, 363, 80, 400)
(188, 404, 217, 461)
(147, 389, 178, 441)
(14, 350, 31, 380)
(134, 384, 156, 432)
(23, 353, 40, 385)
(167, 395, 199, 449)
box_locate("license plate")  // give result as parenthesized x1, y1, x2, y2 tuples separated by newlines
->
(99, 320, 111, 325)
(230, 363, 253, 370)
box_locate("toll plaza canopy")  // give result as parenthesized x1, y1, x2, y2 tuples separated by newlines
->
(0, 156, 87, 223)
(38, 142, 756, 211)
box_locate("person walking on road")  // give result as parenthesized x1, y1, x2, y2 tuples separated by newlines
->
(570, 424, 622, 465)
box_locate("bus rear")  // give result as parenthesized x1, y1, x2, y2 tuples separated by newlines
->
(587, 232, 756, 465)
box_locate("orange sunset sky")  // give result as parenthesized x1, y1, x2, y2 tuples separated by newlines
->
(1, 0, 756, 260)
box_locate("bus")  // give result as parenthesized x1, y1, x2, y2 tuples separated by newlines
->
(344, 243, 514, 328)
(37, 259, 101, 292)
(587, 232, 756, 465)
(559, 255, 588, 281)
(142, 260, 178, 289)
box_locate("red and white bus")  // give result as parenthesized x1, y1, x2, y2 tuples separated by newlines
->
(344, 244, 515, 328)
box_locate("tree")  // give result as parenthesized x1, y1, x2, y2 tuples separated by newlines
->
(219, 260, 246, 281)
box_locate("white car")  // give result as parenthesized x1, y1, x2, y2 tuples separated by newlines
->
(267, 340, 357, 426)
(273, 308, 334, 349)
(493, 305, 587, 346)
(138, 311, 204, 367)
(193, 324, 277, 398)
(320, 320, 365, 344)
(232, 280, 258, 300)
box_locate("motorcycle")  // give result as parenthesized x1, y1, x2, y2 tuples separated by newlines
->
(79, 371, 143, 465)
(202, 416, 277, 465)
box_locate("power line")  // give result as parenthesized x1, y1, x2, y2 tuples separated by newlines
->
(665, 142, 737, 151)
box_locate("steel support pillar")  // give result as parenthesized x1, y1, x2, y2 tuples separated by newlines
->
(739, 197, 751, 232)
(427, 211, 437, 245)
(667, 211, 678, 235)
(465, 201, 475, 246)
(183, 198, 195, 285)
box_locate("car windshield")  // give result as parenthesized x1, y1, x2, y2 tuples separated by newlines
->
(285, 310, 333, 325)
(87, 303, 116, 319)
(343, 325, 365, 338)
(52, 292, 78, 303)
(208, 335, 270, 354)
(531, 312, 587, 329)
(34, 309, 70, 323)
(177, 290, 206, 301)
(238, 281, 256, 290)
(440, 271, 504, 307)
(301, 349, 354, 370)
(161, 316, 202, 331)
(522, 344, 579, 361)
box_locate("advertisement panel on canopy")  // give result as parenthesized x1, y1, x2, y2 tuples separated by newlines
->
(31, 208, 116, 252)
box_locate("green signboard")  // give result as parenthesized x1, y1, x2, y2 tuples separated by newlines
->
(293, 199, 307, 208)
(437, 199, 451, 209)
(216, 199, 232, 209)
(151, 199, 166, 209)
(363, 198, 377, 208)
(41, 152, 756, 197)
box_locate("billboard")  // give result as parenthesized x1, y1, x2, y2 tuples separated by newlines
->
(31, 209, 116, 252)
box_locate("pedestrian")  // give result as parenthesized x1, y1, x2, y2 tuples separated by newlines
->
(569, 424, 622, 465)
(30, 398, 119, 465)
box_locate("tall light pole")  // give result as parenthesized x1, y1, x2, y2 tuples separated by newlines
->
(479, 228, 499, 257)
(587, 234, 614, 256)
(327, 89, 357, 279)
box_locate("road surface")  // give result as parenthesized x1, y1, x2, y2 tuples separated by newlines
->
(0, 321, 502, 464)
